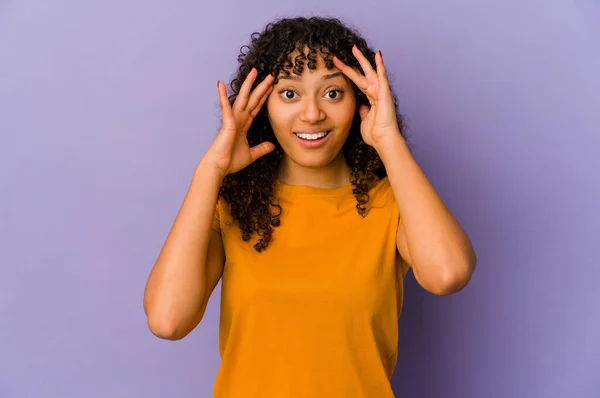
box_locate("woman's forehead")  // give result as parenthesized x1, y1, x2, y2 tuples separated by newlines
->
(276, 70, 345, 83)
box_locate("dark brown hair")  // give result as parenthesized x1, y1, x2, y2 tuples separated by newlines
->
(220, 16, 408, 252)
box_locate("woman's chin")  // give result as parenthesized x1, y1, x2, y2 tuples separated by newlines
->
(285, 152, 341, 169)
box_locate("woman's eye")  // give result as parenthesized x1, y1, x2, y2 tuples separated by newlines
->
(278, 89, 343, 100)
(326, 90, 343, 99)
(280, 90, 297, 100)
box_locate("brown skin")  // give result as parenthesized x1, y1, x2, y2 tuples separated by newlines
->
(210, 70, 277, 177)
(143, 68, 276, 340)
(268, 47, 476, 295)
(144, 45, 477, 342)
(333, 46, 477, 295)
(266, 51, 356, 188)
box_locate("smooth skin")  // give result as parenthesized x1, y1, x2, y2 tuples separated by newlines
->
(143, 46, 476, 340)
(212, 70, 277, 176)
(143, 69, 276, 340)
(333, 46, 477, 294)
(266, 52, 356, 187)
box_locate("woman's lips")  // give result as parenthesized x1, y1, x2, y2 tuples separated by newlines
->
(293, 131, 332, 148)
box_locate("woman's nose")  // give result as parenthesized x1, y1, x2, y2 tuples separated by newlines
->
(300, 98, 326, 123)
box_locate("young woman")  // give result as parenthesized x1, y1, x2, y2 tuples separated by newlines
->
(143, 16, 476, 397)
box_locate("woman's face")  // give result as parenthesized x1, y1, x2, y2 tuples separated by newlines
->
(266, 52, 357, 169)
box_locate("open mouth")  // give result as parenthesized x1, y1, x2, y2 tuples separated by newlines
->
(293, 131, 331, 141)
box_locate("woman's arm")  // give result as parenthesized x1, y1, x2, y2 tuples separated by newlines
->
(143, 70, 275, 340)
(378, 136, 477, 295)
(332, 48, 476, 296)
(143, 158, 225, 340)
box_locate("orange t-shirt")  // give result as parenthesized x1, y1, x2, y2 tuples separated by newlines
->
(211, 177, 409, 397)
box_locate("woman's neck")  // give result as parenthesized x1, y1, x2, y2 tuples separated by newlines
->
(277, 153, 352, 189)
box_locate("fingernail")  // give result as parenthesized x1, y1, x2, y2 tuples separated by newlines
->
(217, 80, 220, 88)
(378, 50, 382, 57)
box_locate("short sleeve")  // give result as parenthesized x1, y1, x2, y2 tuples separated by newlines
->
(211, 199, 221, 234)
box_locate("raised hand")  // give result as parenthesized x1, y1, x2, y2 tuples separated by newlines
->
(206, 68, 275, 177)
(333, 46, 401, 148)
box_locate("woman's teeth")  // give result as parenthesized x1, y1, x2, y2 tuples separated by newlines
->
(294, 131, 330, 140)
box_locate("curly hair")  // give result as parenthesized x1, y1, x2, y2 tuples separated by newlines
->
(219, 16, 408, 252)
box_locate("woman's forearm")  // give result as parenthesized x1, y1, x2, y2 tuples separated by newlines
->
(143, 157, 224, 338)
(376, 135, 476, 294)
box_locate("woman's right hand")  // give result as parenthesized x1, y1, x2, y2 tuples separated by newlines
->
(206, 68, 275, 177)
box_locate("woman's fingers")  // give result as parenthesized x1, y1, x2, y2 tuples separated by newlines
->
(231, 70, 273, 118)
(332, 55, 368, 91)
(246, 73, 275, 113)
(218, 70, 273, 140)
(374, 51, 387, 82)
(334, 47, 389, 102)
(217, 81, 235, 127)
(233, 68, 258, 111)
(250, 85, 274, 118)
(351, 45, 377, 80)
(216, 81, 238, 153)
(374, 51, 392, 100)
(249, 141, 275, 163)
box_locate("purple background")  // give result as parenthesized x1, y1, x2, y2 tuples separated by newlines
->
(1, 1, 599, 397)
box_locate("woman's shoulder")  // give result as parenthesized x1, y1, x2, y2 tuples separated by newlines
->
(365, 175, 395, 210)
(369, 175, 390, 191)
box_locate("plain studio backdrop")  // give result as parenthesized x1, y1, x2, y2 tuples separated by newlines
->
(1, 0, 598, 397)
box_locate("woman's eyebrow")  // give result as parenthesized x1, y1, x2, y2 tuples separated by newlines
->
(277, 72, 344, 81)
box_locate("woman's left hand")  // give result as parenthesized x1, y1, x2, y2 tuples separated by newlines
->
(333, 46, 402, 148)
